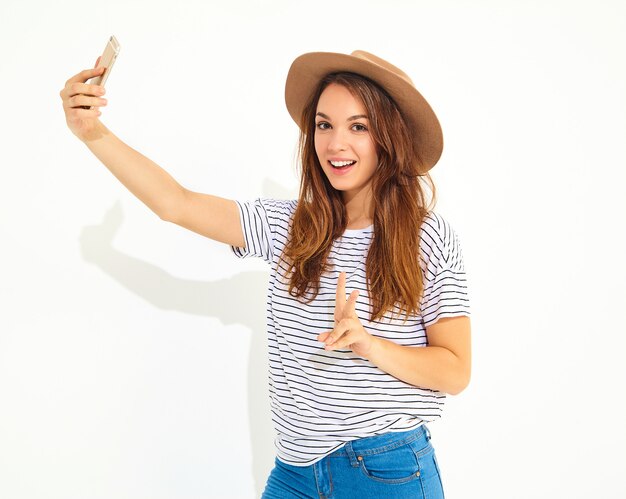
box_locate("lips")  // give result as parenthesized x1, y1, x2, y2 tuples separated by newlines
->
(329, 160, 356, 168)
(327, 159, 356, 175)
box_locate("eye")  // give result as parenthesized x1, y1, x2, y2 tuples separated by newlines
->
(351, 123, 368, 132)
(316, 121, 331, 130)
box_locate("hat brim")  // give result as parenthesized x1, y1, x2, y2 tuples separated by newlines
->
(285, 51, 443, 172)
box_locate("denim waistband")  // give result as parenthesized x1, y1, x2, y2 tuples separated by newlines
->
(329, 424, 429, 463)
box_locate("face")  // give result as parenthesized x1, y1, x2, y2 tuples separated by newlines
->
(314, 83, 379, 204)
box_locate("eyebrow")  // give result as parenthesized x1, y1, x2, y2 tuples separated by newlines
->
(316, 112, 369, 121)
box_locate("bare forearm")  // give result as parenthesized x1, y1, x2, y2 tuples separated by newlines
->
(84, 123, 184, 219)
(365, 337, 470, 395)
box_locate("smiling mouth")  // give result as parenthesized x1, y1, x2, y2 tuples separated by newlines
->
(329, 160, 356, 169)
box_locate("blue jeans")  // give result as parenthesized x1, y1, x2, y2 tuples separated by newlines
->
(262, 425, 445, 498)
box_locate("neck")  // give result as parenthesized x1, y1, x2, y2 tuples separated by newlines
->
(342, 184, 374, 230)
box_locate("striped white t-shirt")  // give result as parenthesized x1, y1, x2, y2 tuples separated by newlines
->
(231, 198, 470, 466)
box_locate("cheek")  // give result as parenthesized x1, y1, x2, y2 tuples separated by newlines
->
(314, 135, 326, 162)
(359, 140, 378, 163)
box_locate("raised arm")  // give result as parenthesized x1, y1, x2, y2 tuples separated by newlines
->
(60, 65, 244, 248)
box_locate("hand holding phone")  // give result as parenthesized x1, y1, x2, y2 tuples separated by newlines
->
(88, 36, 121, 87)
(79, 36, 120, 110)
(60, 36, 121, 141)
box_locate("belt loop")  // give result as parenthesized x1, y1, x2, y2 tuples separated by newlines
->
(344, 440, 360, 467)
(424, 424, 431, 441)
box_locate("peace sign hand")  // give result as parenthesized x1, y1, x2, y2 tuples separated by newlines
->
(317, 272, 374, 358)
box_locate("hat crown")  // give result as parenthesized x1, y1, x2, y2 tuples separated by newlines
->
(350, 50, 414, 87)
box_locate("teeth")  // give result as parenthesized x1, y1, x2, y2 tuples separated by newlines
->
(330, 160, 356, 167)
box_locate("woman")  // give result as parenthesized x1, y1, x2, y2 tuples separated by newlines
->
(61, 49, 471, 498)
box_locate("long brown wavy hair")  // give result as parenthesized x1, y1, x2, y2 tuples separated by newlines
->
(281, 72, 437, 322)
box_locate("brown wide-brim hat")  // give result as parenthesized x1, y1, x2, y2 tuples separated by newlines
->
(285, 50, 443, 173)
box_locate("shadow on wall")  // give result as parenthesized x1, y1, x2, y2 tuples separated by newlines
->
(79, 179, 297, 497)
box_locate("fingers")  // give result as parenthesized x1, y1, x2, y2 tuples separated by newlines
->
(60, 65, 108, 141)
(60, 67, 105, 105)
(333, 272, 345, 324)
(335, 272, 346, 298)
(65, 66, 105, 88)
(321, 319, 373, 354)
(334, 271, 350, 323)
(334, 272, 361, 325)
(66, 107, 102, 120)
(321, 318, 354, 348)
(317, 331, 331, 343)
(59, 73, 107, 118)
(61, 80, 106, 101)
(336, 273, 360, 308)
(319, 314, 371, 355)
(345, 289, 359, 316)
(69, 82, 106, 98)
(59, 77, 107, 116)
(325, 330, 359, 351)
(64, 93, 108, 110)
(325, 273, 367, 354)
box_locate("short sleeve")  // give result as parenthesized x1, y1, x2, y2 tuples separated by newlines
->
(230, 198, 296, 265)
(419, 213, 471, 327)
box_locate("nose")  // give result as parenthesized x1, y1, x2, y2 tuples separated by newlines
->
(327, 128, 348, 152)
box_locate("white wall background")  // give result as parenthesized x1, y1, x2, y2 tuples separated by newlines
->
(1, 1, 625, 498)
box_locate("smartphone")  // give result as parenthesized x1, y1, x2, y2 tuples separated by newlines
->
(87, 35, 121, 87)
